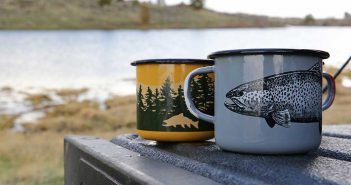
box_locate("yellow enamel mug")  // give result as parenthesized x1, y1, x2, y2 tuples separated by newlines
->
(131, 59, 214, 141)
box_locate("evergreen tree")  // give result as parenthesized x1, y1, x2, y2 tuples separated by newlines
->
(173, 85, 187, 115)
(145, 86, 154, 113)
(98, 0, 112, 7)
(152, 88, 163, 124)
(137, 85, 146, 125)
(196, 74, 206, 111)
(206, 74, 215, 115)
(144, 86, 155, 122)
(190, 77, 201, 111)
(190, 0, 205, 10)
(196, 74, 214, 115)
(303, 14, 315, 25)
(160, 77, 175, 118)
(137, 85, 145, 111)
(153, 88, 160, 111)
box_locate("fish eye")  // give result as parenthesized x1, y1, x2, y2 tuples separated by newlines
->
(237, 91, 244, 96)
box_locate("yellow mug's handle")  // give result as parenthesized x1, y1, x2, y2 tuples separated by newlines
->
(184, 66, 215, 124)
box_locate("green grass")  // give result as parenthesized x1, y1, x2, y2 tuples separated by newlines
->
(0, 0, 306, 30)
(1, 0, 349, 30)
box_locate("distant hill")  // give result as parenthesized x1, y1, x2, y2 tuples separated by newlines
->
(0, 0, 350, 29)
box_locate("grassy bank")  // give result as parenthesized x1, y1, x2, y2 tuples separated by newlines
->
(0, 0, 350, 30)
(323, 68, 351, 124)
(0, 93, 137, 184)
(0, 129, 134, 185)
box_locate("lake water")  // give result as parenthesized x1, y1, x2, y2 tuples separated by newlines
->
(0, 26, 350, 97)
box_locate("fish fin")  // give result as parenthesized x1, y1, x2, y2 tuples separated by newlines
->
(308, 62, 321, 75)
(265, 114, 276, 128)
(193, 122, 199, 129)
(181, 124, 185, 128)
(261, 104, 274, 115)
(272, 109, 291, 128)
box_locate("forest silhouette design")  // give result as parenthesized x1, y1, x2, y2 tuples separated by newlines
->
(137, 74, 214, 131)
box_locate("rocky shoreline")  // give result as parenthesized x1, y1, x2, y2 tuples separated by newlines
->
(0, 87, 136, 132)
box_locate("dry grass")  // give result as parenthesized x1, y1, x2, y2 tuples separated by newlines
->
(0, 114, 16, 129)
(0, 129, 134, 185)
(25, 93, 52, 108)
(56, 88, 88, 102)
(0, 94, 137, 185)
(323, 85, 351, 124)
(322, 67, 351, 124)
(24, 95, 136, 132)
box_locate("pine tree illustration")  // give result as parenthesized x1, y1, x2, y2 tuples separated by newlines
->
(190, 77, 202, 111)
(197, 74, 214, 115)
(137, 85, 145, 111)
(160, 77, 175, 118)
(205, 74, 215, 115)
(153, 88, 162, 123)
(153, 88, 161, 114)
(173, 85, 187, 115)
(145, 86, 154, 113)
(137, 84, 146, 126)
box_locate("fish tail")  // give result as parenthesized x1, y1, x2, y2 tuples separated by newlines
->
(193, 121, 199, 129)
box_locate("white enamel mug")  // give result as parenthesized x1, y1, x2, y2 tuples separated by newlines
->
(184, 49, 336, 154)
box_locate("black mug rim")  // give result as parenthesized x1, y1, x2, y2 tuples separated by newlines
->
(208, 48, 330, 59)
(131, 59, 214, 66)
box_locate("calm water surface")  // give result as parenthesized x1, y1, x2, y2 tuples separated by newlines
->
(0, 26, 350, 95)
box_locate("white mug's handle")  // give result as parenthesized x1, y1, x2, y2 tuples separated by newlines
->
(322, 72, 336, 111)
(184, 66, 215, 124)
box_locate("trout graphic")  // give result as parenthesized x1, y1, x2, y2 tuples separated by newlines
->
(162, 113, 199, 129)
(224, 62, 322, 128)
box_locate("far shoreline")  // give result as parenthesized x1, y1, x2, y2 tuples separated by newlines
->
(1, 25, 351, 31)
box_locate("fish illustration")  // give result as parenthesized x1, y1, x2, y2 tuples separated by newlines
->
(224, 62, 322, 128)
(162, 113, 199, 129)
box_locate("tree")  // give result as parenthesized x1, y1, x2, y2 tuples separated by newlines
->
(203, 74, 214, 115)
(173, 85, 187, 115)
(144, 87, 154, 112)
(303, 14, 315, 25)
(345, 12, 351, 19)
(190, 77, 201, 111)
(196, 74, 214, 114)
(132, 0, 139, 5)
(140, 4, 150, 25)
(137, 85, 146, 125)
(157, 0, 166, 6)
(153, 88, 161, 113)
(190, 0, 205, 10)
(98, 0, 112, 7)
(137, 85, 145, 111)
(160, 77, 175, 118)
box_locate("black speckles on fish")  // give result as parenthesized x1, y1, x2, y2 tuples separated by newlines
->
(224, 62, 322, 128)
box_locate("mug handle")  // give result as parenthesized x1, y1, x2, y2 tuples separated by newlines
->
(322, 72, 336, 111)
(184, 66, 215, 124)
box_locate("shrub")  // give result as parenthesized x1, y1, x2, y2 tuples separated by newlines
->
(140, 4, 150, 25)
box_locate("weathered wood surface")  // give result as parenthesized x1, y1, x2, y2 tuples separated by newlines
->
(64, 136, 220, 185)
(65, 125, 351, 185)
